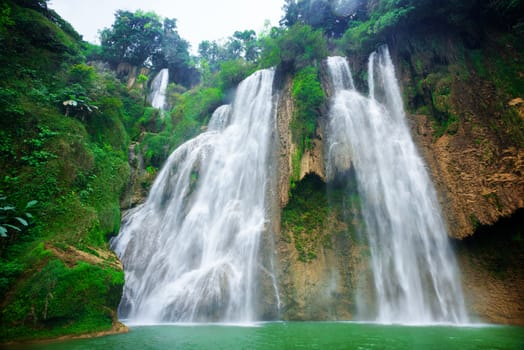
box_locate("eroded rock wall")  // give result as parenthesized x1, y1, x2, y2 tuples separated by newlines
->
(389, 29, 524, 239)
(388, 29, 524, 324)
(273, 74, 359, 320)
(273, 33, 524, 324)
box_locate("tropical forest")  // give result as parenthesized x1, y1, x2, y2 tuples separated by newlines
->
(0, 0, 523, 348)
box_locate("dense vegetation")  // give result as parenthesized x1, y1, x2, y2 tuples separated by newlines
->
(0, 0, 144, 340)
(1, 0, 523, 342)
(98, 10, 197, 88)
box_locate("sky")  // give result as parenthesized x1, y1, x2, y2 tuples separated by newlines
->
(48, 0, 285, 53)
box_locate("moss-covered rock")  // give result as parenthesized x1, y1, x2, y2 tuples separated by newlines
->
(0, 1, 136, 342)
(0, 245, 124, 342)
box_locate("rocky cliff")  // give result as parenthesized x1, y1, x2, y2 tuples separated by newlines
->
(273, 27, 523, 324)
(387, 29, 524, 240)
(273, 70, 371, 320)
(274, 78, 342, 320)
(388, 28, 524, 324)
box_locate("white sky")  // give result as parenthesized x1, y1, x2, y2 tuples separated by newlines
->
(48, 0, 284, 53)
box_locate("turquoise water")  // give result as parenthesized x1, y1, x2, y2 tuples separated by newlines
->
(8, 322, 524, 350)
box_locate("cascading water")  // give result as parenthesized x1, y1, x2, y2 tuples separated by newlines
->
(326, 48, 469, 324)
(148, 68, 169, 110)
(112, 69, 277, 324)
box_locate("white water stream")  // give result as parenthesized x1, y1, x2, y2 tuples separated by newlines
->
(149, 68, 169, 110)
(112, 69, 277, 323)
(326, 48, 469, 324)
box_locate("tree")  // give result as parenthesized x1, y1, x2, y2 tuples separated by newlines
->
(276, 24, 328, 71)
(100, 11, 196, 87)
(280, 0, 301, 27)
(232, 30, 259, 62)
(197, 29, 261, 74)
(100, 10, 163, 67)
(14, 0, 48, 12)
(151, 18, 194, 87)
(280, 0, 359, 37)
(0, 3, 14, 37)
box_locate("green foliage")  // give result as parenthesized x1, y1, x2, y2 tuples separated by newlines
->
(134, 85, 223, 170)
(0, 4, 144, 341)
(68, 63, 96, 88)
(85, 144, 129, 241)
(0, 195, 37, 238)
(424, 73, 460, 137)
(265, 24, 328, 71)
(469, 50, 487, 77)
(198, 30, 260, 72)
(0, 258, 24, 297)
(20, 125, 59, 167)
(292, 66, 324, 143)
(87, 97, 129, 153)
(100, 10, 163, 67)
(280, 0, 356, 37)
(0, 3, 14, 36)
(153, 19, 196, 87)
(10, 2, 80, 56)
(172, 87, 223, 124)
(338, 5, 415, 52)
(100, 10, 195, 87)
(283, 169, 362, 263)
(216, 59, 257, 91)
(289, 66, 325, 186)
(0, 258, 123, 341)
(141, 133, 171, 169)
(336, 0, 524, 55)
(469, 213, 481, 231)
(257, 27, 283, 68)
(282, 174, 330, 262)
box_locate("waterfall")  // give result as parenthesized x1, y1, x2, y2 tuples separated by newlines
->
(149, 68, 169, 110)
(112, 69, 277, 324)
(326, 48, 468, 324)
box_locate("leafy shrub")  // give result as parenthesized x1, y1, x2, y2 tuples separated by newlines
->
(0, 258, 123, 341)
(285, 24, 327, 71)
(282, 174, 330, 262)
(172, 87, 223, 123)
(0, 195, 37, 238)
(68, 63, 96, 88)
(291, 66, 325, 173)
(216, 59, 256, 91)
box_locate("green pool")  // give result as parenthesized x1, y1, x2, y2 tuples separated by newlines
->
(8, 322, 524, 349)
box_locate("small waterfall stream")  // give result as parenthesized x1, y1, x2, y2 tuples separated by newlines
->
(148, 68, 169, 110)
(326, 48, 469, 324)
(112, 69, 277, 324)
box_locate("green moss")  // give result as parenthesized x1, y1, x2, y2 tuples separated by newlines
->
(289, 66, 325, 189)
(290, 148, 303, 187)
(172, 87, 223, 124)
(469, 213, 481, 231)
(0, 259, 123, 341)
(337, 5, 415, 53)
(469, 50, 487, 78)
(0, 3, 141, 342)
(282, 172, 363, 263)
(282, 174, 331, 262)
(482, 192, 503, 211)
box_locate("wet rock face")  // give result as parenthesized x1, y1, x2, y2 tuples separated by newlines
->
(389, 30, 524, 324)
(411, 111, 524, 239)
(454, 209, 524, 325)
(276, 75, 295, 208)
(274, 77, 355, 320)
(391, 33, 524, 240)
(273, 38, 524, 323)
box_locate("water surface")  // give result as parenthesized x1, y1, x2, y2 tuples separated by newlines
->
(13, 322, 524, 350)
